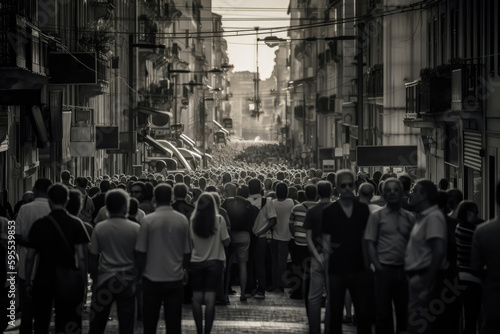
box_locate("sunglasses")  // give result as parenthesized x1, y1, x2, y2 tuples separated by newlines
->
(339, 183, 354, 189)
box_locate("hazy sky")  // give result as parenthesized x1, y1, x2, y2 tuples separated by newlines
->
(212, 0, 290, 80)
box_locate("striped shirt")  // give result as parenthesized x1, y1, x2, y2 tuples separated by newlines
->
(455, 222, 479, 280)
(290, 201, 317, 246)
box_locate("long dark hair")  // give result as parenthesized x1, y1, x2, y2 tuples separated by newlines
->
(191, 193, 217, 238)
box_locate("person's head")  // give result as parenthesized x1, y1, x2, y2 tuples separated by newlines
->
(264, 178, 273, 191)
(248, 178, 262, 195)
(297, 190, 306, 203)
(317, 181, 332, 199)
(183, 174, 191, 187)
(130, 181, 146, 201)
(174, 173, 184, 184)
(128, 197, 139, 218)
(456, 200, 480, 225)
(105, 189, 129, 217)
(276, 171, 285, 181)
(382, 178, 404, 206)
(304, 184, 317, 201)
(410, 179, 438, 212)
(223, 183, 237, 198)
(60, 170, 71, 183)
(173, 183, 188, 201)
(326, 173, 336, 187)
(22, 191, 35, 203)
(438, 178, 449, 191)
(99, 180, 111, 193)
(372, 171, 382, 182)
(447, 188, 464, 212)
(237, 185, 250, 198)
(75, 176, 88, 189)
(66, 189, 82, 216)
(335, 169, 356, 200)
(358, 182, 375, 203)
(198, 177, 207, 190)
(48, 184, 69, 209)
(33, 178, 53, 198)
(276, 182, 288, 200)
(155, 184, 173, 206)
(222, 172, 232, 184)
(398, 174, 412, 194)
(191, 188, 202, 203)
(191, 193, 218, 238)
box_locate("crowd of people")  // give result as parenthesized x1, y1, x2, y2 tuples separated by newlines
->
(0, 147, 499, 334)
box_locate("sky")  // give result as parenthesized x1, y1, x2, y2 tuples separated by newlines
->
(212, 0, 290, 80)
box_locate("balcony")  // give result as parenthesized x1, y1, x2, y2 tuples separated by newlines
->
(451, 63, 482, 112)
(0, 14, 50, 88)
(78, 58, 110, 96)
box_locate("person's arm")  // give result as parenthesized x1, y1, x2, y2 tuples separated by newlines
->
(366, 240, 382, 271)
(256, 217, 277, 237)
(420, 238, 446, 292)
(306, 230, 323, 265)
(320, 233, 331, 268)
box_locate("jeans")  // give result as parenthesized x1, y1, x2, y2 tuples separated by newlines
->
(307, 255, 328, 334)
(254, 237, 268, 293)
(374, 265, 408, 334)
(142, 277, 183, 334)
(327, 271, 372, 334)
(288, 242, 309, 298)
(89, 276, 136, 334)
(270, 239, 289, 290)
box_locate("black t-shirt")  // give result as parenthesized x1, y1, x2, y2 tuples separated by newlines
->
(29, 209, 90, 286)
(321, 201, 370, 274)
(221, 196, 253, 232)
(303, 201, 331, 251)
(172, 200, 195, 220)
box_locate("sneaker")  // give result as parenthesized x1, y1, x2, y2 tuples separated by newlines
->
(254, 291, 266, 299)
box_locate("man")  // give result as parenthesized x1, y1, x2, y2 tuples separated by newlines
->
(221, 182, 254, 301)
(322, 170, 371, 334)
(405, 179, 448, 334)
(471, 181, 500, 334)
(75, 176, 95, 224)
(358, 182, 381, 213)
(130, 181, 154, 214)
(91, 180, 110, 224)
(304, 181, 332, 334)
(248, 178, 277, 299)
(270, 183, 295, 293)
(289, 184, 317, 300)
(13, 191, 34, 218)
(26, 184, 90, 333)
(15, 178, 52, 334)
(136, 185, 190, 334)
(89, 189, 140, 334)
(172, 183, 195, 219)
(60, 170, 74, 189)
(364, 178, 415, 334)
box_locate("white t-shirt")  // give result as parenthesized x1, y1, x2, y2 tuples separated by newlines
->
(190, 214, 229, 263)
(272, 198, 295, 241)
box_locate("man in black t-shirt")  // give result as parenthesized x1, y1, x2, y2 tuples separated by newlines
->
(26, 184, 90, 334)
(321, 170, 371, 334)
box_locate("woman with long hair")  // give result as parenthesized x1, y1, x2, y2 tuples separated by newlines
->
(455, 200, 482, 334)
(189, 193, 230, 334)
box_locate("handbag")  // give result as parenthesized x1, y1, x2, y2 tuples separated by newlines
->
(46, 215, 83, 291)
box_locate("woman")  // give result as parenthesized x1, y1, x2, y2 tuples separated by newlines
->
(189, 193, 230, 334)
(455, 200, 482, 334)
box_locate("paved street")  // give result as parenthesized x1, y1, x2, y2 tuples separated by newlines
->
(6, 287, 358, 333)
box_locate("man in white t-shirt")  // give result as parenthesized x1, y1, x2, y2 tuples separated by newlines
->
(136, 184, 190, 334)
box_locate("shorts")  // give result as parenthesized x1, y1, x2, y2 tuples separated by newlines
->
(231, 240, 250, 263)
(189, 260, 224, 292)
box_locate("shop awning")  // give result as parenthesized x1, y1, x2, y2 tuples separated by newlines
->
(213, 120, 230, 136)
(136, 106, 173, 127)
(179, 134, 204, 156)
(138, 133, 173, 157)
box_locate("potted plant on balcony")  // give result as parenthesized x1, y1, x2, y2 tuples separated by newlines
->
(79, 18, 116, 60)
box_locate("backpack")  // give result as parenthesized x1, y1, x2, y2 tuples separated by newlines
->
(250, 198, 267, 234)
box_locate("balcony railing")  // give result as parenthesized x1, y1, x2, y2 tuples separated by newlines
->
(405, 79, 421, 119)
(366, 64, 383, 97)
